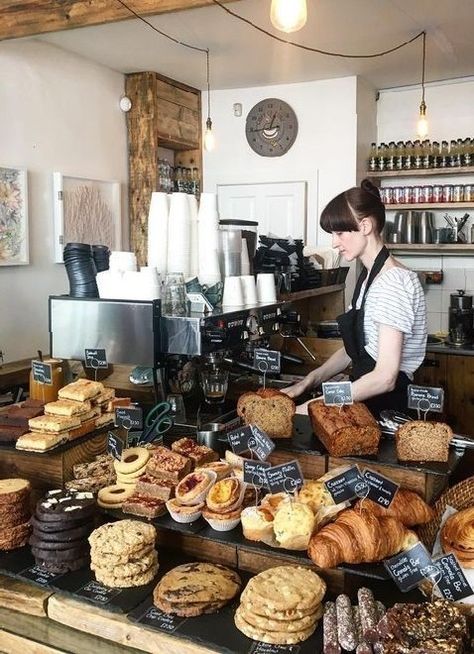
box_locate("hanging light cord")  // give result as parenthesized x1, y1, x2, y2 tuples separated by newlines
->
(421, 31, 426, 103)
(206, 49, 211, 121)
(211, 0, 424, 59)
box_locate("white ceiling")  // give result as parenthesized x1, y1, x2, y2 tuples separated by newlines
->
(32, 0, 474, 92)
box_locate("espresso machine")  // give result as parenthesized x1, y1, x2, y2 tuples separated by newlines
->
(447, 290, 474, 348)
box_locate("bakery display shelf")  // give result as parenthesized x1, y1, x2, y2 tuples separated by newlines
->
(0, 424, 111, 456)
(104, 507, 207, 536)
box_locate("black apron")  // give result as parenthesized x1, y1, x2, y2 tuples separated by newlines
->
(337, 246, 410, 418)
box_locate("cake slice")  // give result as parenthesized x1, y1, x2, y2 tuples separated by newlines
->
(122, 494, 167, 519)
(395, 421, 453, 463)
(136, 475, 175, 501)
(237, 388, 295, 439)
(171, 437, 219, 467)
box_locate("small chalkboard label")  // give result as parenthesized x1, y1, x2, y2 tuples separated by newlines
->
(322, 381, 353, 406)
(138, 604, 186, 633)
(228, 425, 254, 454)
(407, 384, 444, 413)
(249, 642, 301, 654)
(434, 553, 473, 602)
(265, 460, 304, 494)
(253, 349, 281, 374)
(76, 580, 120, 605)
(115, 407, 143, 430)
(362, 469, 400, 508)
(384, 541, 434, 592)
(127, 431, 142, 447)
(248, 425, 275, 461)
(20, 565, 62, 586)
(324, 465, 364, 504)
(84, 348, 108, 369)
(31, 360, 53, 385)
(107, 431, 124, 461)
(243, 459, 271, 487)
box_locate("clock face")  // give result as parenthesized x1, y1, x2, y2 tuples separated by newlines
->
(245, 98, 298, 157)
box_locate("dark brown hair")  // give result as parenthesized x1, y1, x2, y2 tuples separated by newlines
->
(320, 179, 385, 234)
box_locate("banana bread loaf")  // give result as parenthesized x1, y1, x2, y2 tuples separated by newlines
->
(395, 420, 452, 463)
(308, 401, 381, 456)
(237, 389, 295, 439)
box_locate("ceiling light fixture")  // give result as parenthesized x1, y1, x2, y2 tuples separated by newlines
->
(416, 31, 429, 139)
(270, 0, 307, 33)
(204, 49, 215, 151)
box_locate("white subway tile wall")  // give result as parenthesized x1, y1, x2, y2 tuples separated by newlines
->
(426, 312, 442, 334)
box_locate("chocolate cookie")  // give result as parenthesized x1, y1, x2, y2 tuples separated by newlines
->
(30, 514, 92, 533)
(31, 544, 89, 562)
(35, 489, 95, 522)
(29, 534, 87, 551)
(35, 555, 89, 574)
(30, 520, 92, 542)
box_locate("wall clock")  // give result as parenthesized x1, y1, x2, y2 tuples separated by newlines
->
(245, 98, 298, 157)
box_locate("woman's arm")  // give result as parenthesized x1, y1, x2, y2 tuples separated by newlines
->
(282, 346, 351, 399)
(351, 324, 403, 402)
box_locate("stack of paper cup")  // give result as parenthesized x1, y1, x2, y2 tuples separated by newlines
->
(147, 192, 169, 277)
(188, 195, 199, 279)
(97, 270, 124, 299)
(222, 276, 244, 307)
(241, 238, 251, 275)
(139, 266, 161, 300)
(167, 193, 191, 277)
(109, 251, 137, 273)
(241, 275, 257, 305)
(198, 192, 221, 286)
(256, 273, 277, 303)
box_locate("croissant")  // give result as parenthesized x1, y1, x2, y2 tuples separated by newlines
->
(353, 488, 434, 527)
(307, 508, 417, 568)
(441, 507, 474, 568)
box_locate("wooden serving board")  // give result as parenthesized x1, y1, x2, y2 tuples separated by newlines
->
(47, 595, 212, 654)
(0, 573, 52, 617)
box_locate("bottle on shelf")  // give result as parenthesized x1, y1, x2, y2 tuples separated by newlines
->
(368, 142, 378, 172)
(432, 141, 440, 169)
(422, 139, 432, 169)
(440, 140, 449, 168)
(413, 139, 422, 169)
(465, 138, 473, 167)
(404, 140, 414, 169)
(387, 141, 397, 171)
(457, 138, 464, 167)
(377, 143, 387, 171)
(192, 167, 200, 198)
(396, 141, 405, 170)
(449, 140, 458, 167)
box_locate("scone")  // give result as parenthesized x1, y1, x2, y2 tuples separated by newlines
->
(273, 501, 315, 550)
(241, 506, 274, 542)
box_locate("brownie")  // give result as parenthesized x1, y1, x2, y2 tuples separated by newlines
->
(22, 398, 46, 408)
(7, 405, 44, 419)
(0, 425, 28, 442)
(136, 475, 175, 501)
(122, 494, 167, 519)
(30, 515, 92, 533)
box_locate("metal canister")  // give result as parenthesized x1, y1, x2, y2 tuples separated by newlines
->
(442, 185, 454, 202)
(383, 187, 394, 204)
(465, 185, 474, 202)
(453, 185, 464, 202)
(393, 187, 404, 204)
(421, 186, 433, 203)
(433, 185, 444, 202)
(402, 186, 412, 204)
(412, 186, 424, 203)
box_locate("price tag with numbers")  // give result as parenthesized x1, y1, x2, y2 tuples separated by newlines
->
(322, 381, 353, 406)
(407, 384, 444, 414)
(362, 468, 399, 509)
(31, 360, 53, 385)
(84, 348, 108, 369)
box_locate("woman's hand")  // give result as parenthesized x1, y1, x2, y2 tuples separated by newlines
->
(281, 379, 310, 399)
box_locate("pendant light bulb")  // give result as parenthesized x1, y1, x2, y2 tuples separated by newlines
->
(417, 100, 429, 139)
(270, 0, 307, 33)
(204, 117, 215, 152)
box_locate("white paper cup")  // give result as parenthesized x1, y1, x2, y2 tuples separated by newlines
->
(241, 275, 257, 305)
(166, 500, 203, 524)
(257, 273, 277, 303)
(110, 251, 137, 273)
(147, 192, 169, 274)
(222, 276, 244, 306)
(203, 515, 242, 532)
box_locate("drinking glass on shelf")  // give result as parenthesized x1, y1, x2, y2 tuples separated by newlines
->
(163, 272, 187, 315)
(200, 369, 229, 404)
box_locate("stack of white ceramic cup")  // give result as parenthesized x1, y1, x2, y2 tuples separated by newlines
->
(147, 192, 169, 278)
(167, 193, 191, 278)
(198, 192, 221, 286)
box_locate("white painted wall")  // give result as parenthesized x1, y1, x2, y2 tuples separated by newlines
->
(0, 40, 127, 364)
(377, 76, 474, 333)
(203, 76, 360, 248)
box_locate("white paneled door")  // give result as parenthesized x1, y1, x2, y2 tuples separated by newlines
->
(217, 181, 307, 240)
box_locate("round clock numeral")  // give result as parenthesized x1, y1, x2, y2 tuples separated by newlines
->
(245, 98, 298, 157)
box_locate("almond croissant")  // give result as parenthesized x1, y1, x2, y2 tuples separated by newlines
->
(353, 488, 434, 527)
(307, 508, 417, 568)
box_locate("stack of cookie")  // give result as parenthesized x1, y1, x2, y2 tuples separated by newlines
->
(65, 454, 116, 493)
(235, 566, 326, 645)
(97, 447, 151, 510)
(89, 519, 158, 588)
(0, 479, 32, 551)
(29, 489, 96, 573)
(153, 562, 241, 617)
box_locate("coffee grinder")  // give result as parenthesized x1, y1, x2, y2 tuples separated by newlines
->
(448, 290, 474, 347)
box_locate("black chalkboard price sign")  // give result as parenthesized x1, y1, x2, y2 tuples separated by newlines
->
(384, 541, 434, 592)
(76, 580, 120, 605)
(253, 349, 281, 374)
(322, 381, 353, 406)
(137, 605, 186, 633)
(324, 465, 364, 504)
(228, 425, 254, 454)
(362, 468, 399, 508)
(434, 553, 473, 601)
(249, 642, 301, 654)
(407, 384, 444, 413)
(248, 425, 275, 461)
(84, 348, 108, 369)
(107, 431, 124, 461)
(114, 407, 143, 430)
(31, 360, 53, 385)
(20, 565, 62, 586)
(243, 459, 271, 488)
(265, 460, 304, 494)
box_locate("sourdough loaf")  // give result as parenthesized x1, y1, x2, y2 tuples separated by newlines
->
(237, 389, 295, 439)
(395, 420, 452, 463)
(308, 401, 381, 457)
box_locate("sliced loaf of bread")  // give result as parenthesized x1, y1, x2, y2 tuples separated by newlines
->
(236, 389, 295, 439)
(395, 420, 453, 462)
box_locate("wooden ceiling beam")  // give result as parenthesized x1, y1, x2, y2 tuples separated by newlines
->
(0, 0, 238, 41)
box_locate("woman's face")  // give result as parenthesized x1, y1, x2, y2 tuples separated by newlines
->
(331, 228, 367, 261)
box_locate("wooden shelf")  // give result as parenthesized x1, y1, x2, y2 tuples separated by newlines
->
(368, 166, 474, 179)
(388, 244, 474, 254)
(279, 284, 345, 301)
(385, 202, 474, 211)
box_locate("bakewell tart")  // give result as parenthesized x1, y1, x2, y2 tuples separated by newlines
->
(175, 471, 214, 505)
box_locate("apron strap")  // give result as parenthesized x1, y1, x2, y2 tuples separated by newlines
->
(351, 246, 390, 309)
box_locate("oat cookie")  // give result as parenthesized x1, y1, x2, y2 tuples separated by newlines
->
(239, 597, 318, 621)
(242, 566, 325, 612)
(88, 519, 156, 555)
(235, 607, 317, 645)
(94, 561, 158, 588)
(90, 544, 155, 566)
(91, 550, 158, 577)
(239, 602, 322, 633)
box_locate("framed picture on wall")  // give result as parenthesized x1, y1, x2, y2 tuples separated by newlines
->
(0, 165, 29, 266)
(53, 173, 121, 263)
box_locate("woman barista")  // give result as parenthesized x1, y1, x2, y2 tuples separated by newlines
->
(283, 180, 427, 417)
